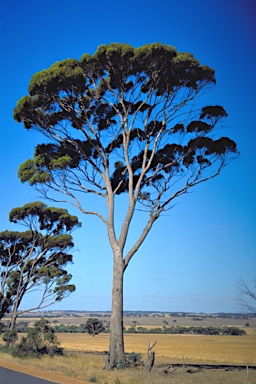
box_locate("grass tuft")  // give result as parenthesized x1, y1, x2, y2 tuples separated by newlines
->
(88, 373, 97, 382)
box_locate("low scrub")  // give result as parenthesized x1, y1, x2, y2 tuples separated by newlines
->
(115, 352, 144, 369)
(1, 318, 63, 358)
(0, 321, 35, 333)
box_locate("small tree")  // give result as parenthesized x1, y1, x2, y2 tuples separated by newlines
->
(85, 317, 105, 336)
(0, 202, 81, 328)
(14, 43, 238, 367)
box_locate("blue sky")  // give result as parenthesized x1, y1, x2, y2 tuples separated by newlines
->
(0, 0, 255, 313)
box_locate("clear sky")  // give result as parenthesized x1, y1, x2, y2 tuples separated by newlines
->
(0, 0, 255, 313)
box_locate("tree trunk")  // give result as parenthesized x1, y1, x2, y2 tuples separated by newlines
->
(107, 249, 125, 369)
(9, 311, 17, 330)
(9, 293, 21, 330)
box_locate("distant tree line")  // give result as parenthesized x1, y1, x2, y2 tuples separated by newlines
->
(1, 319, 247, 337)
(124, 325, 246, 336)
(52, 318, 106, 336)
(1, 318, 106, 336)
(54, 324, 246, 336)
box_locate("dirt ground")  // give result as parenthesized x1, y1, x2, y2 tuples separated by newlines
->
(1, 356, 255, 384)
(0, 359, 89, 384)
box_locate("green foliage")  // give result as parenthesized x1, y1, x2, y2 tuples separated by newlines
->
(28, 59, 86, 97)
(2, 330, 18, 347)
(124, 325, 246, 336)
(51, 323, 246, 336)
(85, 318, 105, 336)
(115, 352, 143, 369)
(13, 43, 238, 201)
(53, 322, 100, 333)
(11, 319, 63, 358)
(9, 201, 81, 232)
(0, 202, 81, 324)
(15, 322, 29, 332)
(0, 321, 30, 334)
(0, 322, 7, 334)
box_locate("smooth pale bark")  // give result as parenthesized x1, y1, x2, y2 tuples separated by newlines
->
(108, 249, 125, 368)
(9, 313, 18, 331)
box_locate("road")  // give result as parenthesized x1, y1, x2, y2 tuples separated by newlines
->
(0, 366, 58, 384)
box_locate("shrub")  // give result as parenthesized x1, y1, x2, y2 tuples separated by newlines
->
(11, 340, 39, 358)
(0, 322, 8, 334)
(2, 330, 18, 347)
(115, 352, 143, 369)
(11, 318, 63, 358)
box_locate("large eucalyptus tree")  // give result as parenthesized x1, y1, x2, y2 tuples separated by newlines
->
(14, 43, 238, 367)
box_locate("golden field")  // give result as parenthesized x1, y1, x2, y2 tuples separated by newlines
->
(0, 332, 256, 384)
(58, 332, 256, 366)
(1, 331, 255, 365)
(1, 315, 256, 383)
(1, 332, 256, 384)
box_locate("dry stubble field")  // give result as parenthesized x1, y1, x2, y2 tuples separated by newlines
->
(57, 332, 256, 366)
(0, 317, 255, 383)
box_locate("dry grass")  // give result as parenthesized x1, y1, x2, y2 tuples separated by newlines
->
(1, 330, 256, 383)
(1, 350, 256, 384)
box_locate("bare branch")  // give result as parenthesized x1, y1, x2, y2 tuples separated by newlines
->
(236, 278, 256, 314)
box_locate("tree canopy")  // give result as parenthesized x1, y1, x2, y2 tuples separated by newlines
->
(14, 43, 237, 219)
(13, 42, 238, 367)
(0, 202, 81, 328)
(85, 317, 105, 336)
